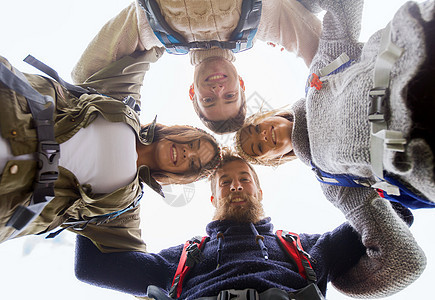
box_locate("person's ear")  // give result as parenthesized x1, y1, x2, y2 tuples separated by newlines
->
(189, 83, 195, 101)
(258, 189, 263, 201)
(211, 195, 217, 207)
(239, 76, 245, 92)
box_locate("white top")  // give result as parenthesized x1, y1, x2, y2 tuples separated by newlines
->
(0, 116, 137, 194)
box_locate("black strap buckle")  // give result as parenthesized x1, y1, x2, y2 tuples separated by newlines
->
(218, 289, 259, 300)
(36, 140, 60, 183)
(368, 88, 388, 122)
(185, 242, 205, 267)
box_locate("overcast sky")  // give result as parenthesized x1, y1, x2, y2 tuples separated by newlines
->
(1, 1, 433, 299)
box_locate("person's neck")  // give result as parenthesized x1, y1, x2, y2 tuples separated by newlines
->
(136, 142, 157, 169)
(190, 48, 235, 66)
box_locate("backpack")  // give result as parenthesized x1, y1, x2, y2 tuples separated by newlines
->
(138, 0, 262, 54)
(168, 231, 317, 299)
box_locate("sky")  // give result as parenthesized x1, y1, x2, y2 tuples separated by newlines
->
(0, 0, 433, 299)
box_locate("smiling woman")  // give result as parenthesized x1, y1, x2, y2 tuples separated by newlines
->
(0, 46, 220, 254)
(236, 107, 297, 166)
(137, 123, 221, 184)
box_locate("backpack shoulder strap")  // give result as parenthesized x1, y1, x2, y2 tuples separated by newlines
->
(276, 230, 317, 283)
(229, 0, 262, 52)
(169, 236, 209, 299)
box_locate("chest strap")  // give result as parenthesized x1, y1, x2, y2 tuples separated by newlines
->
(0, 62, 59, 239)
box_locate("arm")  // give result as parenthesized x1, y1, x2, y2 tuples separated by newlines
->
(72, 2, 162, 84)
(306, 0, 365, 70)
(256, 0, 322, 66)
(322, 185, 426, 298)
(75, 48, 163, 104)
(75, 235, 181, 297)
(72, 2, 164, 105)
(73, 206, 148, 253)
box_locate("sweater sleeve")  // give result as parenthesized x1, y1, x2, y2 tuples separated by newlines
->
(71, 3, 164, 104)
(321, 184, 426, 298)
(75, 48, 163, 105)
(309, 0, 365, 71)
(73, 205, 147, 254)
(256, 0, 322, 66)
(75, 234, 181, 297)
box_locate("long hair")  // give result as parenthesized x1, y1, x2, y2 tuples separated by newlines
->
(140, 123, 221, 185)
(234, 107, 297, 166)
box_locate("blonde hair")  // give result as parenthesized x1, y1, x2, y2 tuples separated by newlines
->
(234, 107, 297, 167)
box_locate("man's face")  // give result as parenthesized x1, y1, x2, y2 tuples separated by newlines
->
(193, 57, 241, 121)
(212, 160, 264, 223)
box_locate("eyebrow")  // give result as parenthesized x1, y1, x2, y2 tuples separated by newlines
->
(219, 171, 251, 180)
(203, 98, 238, 109)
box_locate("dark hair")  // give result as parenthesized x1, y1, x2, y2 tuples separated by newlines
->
(192, 90, 247, 134)
(209, 147, 261, 196)
(141, 123, 221, 185)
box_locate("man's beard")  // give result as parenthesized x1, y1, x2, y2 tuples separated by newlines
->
(213, 192, 265, 223)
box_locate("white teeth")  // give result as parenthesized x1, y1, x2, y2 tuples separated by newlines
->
(172, 147, 177, 163)
(208, 75, 225, 81)
(272, 130, 276, 144)
(231, 198, 244, 203)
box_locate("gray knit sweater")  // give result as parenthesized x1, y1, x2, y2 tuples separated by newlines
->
(290, 0, 431, 297)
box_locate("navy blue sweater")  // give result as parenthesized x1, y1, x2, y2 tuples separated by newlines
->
(75, 218, 365, 299)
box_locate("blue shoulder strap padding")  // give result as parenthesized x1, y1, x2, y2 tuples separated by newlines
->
(139, 0, 262, 54)
(311, 162, 435, 210)
(310, 162, 371, 188)
(381, 175, 435, 209)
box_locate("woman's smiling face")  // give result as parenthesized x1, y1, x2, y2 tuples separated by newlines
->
(153, 138, 216, 174)
(239, 116, 293, 161)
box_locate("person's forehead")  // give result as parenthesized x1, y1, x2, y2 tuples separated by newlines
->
(216, 160, 252, 178)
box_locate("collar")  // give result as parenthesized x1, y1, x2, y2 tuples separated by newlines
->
(138, 165, 164, 197)
(139, 115, 157, 145)
(137, 116, 164, 197)
(206, 217, 273, 238)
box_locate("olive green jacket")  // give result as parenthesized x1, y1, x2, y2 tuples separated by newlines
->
(0, 47, 164, 253)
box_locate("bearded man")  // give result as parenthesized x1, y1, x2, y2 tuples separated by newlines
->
(74, 150, 426, 300)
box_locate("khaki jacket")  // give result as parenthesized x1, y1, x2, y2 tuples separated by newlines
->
(0, 47, 164, 253)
